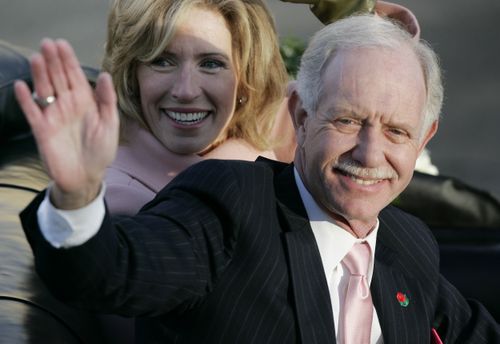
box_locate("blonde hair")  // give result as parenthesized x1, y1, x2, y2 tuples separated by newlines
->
(102, 0, 288, 150)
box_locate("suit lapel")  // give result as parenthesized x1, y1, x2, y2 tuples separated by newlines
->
(371, 243, 410, 344)
(274, 164, 336, 344)
(371, 216, 430, 344)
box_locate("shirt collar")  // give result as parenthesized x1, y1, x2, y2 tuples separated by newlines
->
(293, 167, 379, 282)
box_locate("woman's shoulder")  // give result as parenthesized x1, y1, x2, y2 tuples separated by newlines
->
(203, 138, 268, 161)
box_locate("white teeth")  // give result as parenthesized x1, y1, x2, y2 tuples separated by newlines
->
(349, 176, 381, 186)
(334, 161, 397, 186)
(164, 111, 209, 125)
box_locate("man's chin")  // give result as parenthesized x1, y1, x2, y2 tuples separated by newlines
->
(333, 200, 384, 226)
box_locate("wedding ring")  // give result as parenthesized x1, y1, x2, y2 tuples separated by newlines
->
(32, 91, 56, 108)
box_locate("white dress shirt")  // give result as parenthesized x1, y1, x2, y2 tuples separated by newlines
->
(38, 172, 383, 343)
(37, 183, 106, 248)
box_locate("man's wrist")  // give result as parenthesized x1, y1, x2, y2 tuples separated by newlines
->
(39, 182, 107, 248)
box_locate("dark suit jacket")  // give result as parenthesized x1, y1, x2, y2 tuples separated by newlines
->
(20, 159, 500, 343)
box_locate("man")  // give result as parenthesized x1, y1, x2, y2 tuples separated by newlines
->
(15, 14, 499, 343)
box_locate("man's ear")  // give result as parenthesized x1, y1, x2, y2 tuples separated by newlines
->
(418, 120, 439, 153)
(287, 88, 309, 147)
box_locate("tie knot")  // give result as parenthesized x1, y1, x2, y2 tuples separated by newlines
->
(343, 242, 371, 276)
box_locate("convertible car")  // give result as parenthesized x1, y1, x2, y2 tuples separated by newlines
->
(1, 40, 499, 342)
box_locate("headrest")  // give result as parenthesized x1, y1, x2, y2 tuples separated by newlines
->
(0, 41, 33, 143)
(0, 40, 99, 144)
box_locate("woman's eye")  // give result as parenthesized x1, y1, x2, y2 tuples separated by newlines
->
(200, 59, 226, 71)
(149, 57, 174, 70)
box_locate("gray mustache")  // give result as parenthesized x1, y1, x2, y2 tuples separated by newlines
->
(334, 160, 398, 180)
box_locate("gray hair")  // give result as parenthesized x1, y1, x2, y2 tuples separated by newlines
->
(296, 14, 443, 138)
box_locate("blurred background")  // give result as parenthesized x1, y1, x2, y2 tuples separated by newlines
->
(1, 0, 499, 199)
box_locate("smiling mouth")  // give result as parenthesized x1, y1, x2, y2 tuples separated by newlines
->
(163, 110, 210, 126)
(335, 167, 394, 186)
(346, 174, 383, 186)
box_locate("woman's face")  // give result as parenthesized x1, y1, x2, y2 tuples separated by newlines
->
(136, 6, 238, 154)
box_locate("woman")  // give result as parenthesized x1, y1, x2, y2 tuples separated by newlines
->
(102, 0, 292, 215)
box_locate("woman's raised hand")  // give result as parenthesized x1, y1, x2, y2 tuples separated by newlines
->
(14, 39, 119, 209)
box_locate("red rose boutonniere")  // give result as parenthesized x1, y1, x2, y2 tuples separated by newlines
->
(396, 292, 409, 307)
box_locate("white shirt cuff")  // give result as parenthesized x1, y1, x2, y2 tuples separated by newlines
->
(37, 183, 107, 248)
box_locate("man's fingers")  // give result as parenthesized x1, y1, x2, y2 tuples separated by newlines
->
(14, 80, 44, 130)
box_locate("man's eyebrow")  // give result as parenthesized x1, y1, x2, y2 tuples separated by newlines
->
(322, 105, 360, 117)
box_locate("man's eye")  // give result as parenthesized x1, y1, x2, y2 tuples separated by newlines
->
(387, 127, 410, 143)
(388, 128, 407, 136)
(336, 118, 360, 126)
(332, 117, 362, 133)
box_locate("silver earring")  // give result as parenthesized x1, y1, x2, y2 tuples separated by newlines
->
(238, 96, 247, 104)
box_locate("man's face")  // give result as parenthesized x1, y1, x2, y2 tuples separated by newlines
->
(294, 46, 436, 235)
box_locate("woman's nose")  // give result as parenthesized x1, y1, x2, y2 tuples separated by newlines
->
(170, 65, 200, 102)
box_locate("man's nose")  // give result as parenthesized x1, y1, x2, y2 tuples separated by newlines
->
(351, 127, 385, 167)
(170, 66, 200, 102)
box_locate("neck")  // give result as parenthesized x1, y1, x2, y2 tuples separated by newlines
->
(326, 211, 376, 239)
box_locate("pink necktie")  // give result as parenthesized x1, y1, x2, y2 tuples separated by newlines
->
(341, 242, 373, 344)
